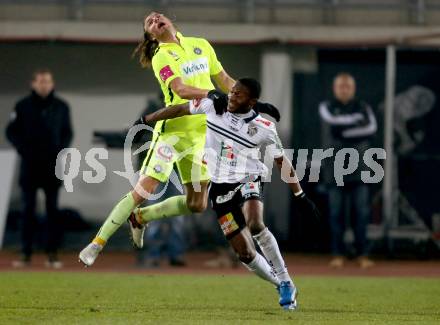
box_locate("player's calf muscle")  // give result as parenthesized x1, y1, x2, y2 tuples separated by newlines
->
(247, 220, 266, 235)
(236, 248, 255, 264)
(229, 231, 256, 264)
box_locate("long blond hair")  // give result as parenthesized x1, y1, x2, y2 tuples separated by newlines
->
(132, 31, 159, 68)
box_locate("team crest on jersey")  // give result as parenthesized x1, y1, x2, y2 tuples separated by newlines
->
(156, 144, 174, 162)
(247, 123, 258, 136)
(193, 47, 202, 55)
(167, 50, 180, 61)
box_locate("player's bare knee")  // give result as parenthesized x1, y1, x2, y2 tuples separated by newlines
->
(133, 176, 159, 205)
(187, 200, 207, 213)
(248, 220, 265, 236)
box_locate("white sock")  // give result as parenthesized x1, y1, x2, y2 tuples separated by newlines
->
(243, 252, 280, 286)
(253, 227, 292, 283)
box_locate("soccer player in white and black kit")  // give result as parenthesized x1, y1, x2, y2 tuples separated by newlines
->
(141, 78, 320, 310)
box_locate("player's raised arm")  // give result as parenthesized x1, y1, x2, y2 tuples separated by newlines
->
(212, 70, 235, 93)
(142, 98, 215, 125)
(143, 103, 190, 124)
(169, 77, 210, 100)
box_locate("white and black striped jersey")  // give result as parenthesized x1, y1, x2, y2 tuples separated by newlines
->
(189, 98, 284, 183)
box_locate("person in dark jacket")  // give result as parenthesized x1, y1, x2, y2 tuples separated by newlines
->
(319, 72, 377, 269)
(6, 68, 73, 268)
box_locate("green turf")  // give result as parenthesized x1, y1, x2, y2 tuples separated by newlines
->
(0, 272, 439, 324)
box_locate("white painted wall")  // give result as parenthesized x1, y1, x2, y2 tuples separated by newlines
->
(260, 51, 293, 240)
(0, 149, 16, 247)
(61, 92, 158, 221)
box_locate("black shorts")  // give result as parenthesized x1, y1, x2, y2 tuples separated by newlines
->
(208, 178, 264, 240)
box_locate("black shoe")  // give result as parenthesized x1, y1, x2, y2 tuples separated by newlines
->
(169, 258, 186, 267)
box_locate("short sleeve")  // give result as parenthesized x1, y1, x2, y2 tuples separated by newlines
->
(204, 39, 223, 76)
(152, 52, 181, 88)
(265, 124, 284, 158)
(189, 98, 215, 115)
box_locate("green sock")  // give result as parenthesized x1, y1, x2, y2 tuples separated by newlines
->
(94, 192, 136, 244)
(138, 195, 192, 223)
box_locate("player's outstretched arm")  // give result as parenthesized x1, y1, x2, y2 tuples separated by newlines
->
(274, 155, 303, 195)
(274, 155, 321, 220)
(169, 78, 210, 100)
(143, 103, 191, 124)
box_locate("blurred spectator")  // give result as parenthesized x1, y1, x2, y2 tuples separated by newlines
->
(135, 97, 187, 267)
(6, 69, 73, 268)
(319, 73, 377, 268)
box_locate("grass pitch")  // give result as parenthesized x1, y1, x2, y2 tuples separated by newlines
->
(0, 272, 439, 324)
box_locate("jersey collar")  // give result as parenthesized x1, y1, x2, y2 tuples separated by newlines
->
(232, 110, 258, 123)
(158, 31, 185, 48)
(225, 110, 258, 131)
(176, 31, 185, 42)
(243, 111, 258, 123)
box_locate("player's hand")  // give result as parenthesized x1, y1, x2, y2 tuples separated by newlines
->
(207, 90, 228, 115)
(132, 115, 155, 128)
(130, 116, 155, 144)
(132, 116, 147, 127)
(254, 102, 281, 122)
(293, 192, 321, 221)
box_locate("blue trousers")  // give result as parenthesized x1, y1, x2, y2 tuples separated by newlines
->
(145, 216, 186, 260)
(328, 183, 370, 256)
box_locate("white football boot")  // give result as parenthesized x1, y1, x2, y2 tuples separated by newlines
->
(78, 242, 103, 267)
